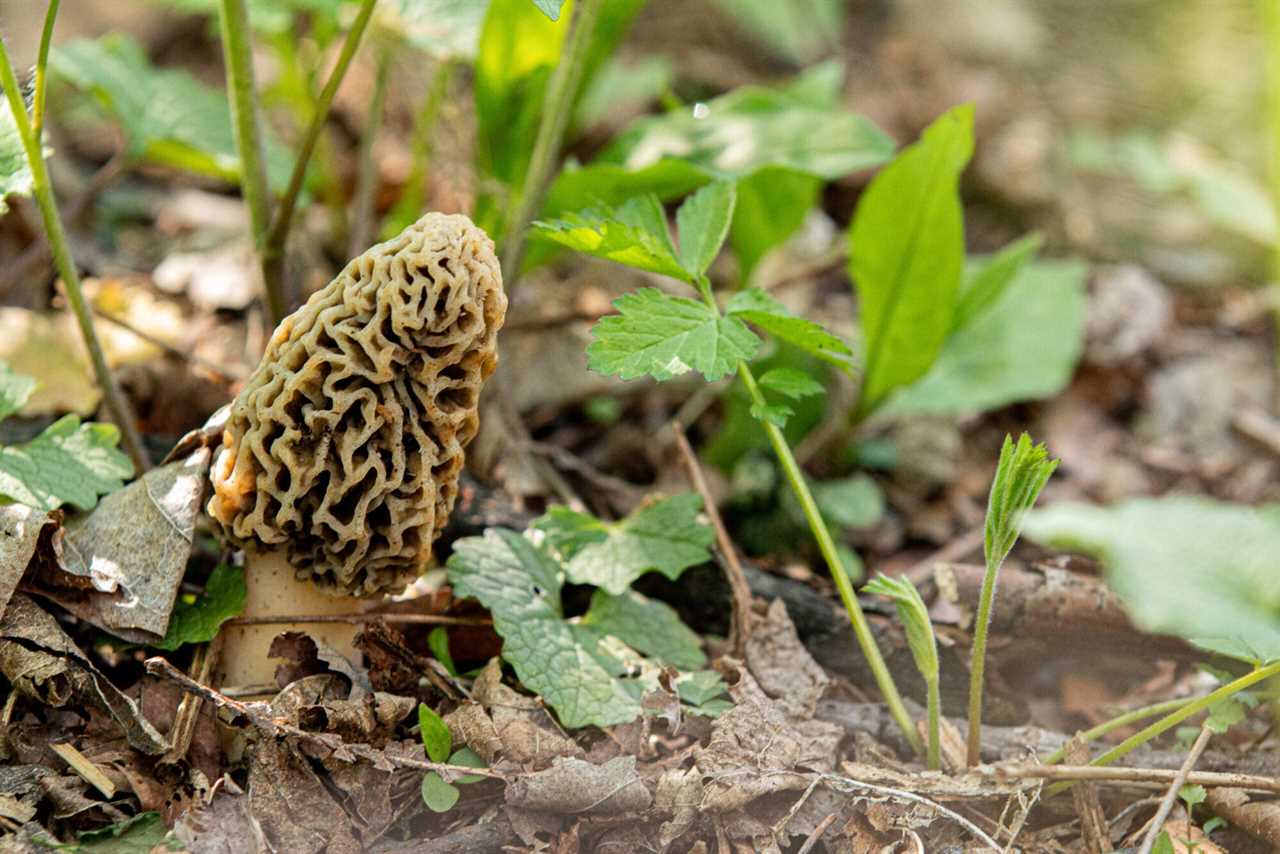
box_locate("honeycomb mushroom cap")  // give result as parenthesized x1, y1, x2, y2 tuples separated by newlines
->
(208, 212, 506, 596)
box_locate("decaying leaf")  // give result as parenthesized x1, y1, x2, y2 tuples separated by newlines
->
(444, 659, 581, 769)
(746, 598, 831, 718)
(506, 756, 651, 816)
(0, 503, 57, 621)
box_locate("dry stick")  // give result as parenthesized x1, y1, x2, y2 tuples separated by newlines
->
(226, 613, 491, 627)
(0, 34, 150, 472)
(260, 0, 379, 319)
(144, 656, 507, 780)
(672, 424, 754, 657)
(796, 813, 840, 854)
(1136, 724, 1213, 854)
(821, 773, 1002, 850)
(992, 764, 1280, 795)
(161, 637, 221, 765)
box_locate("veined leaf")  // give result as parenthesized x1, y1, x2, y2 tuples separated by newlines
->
(534, 195, 686, 280)
(726, 288, 853, 370)
(0, 414, 133, 511)
(758, 368, 824, 399)
(0, 362, 37, 422)
(676, 181, 736, 279)
(0, 96, 33, 216)
(588, 288, 759, 382)
(984, 433, 1057, 568)
(153, 564, 245, 650)
(582, 588, 706, 670)
(951, 233, 1042, 333)
(851, 104, 974, 415)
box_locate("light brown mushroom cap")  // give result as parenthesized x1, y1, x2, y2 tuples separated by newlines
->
(208, 212, 506, 596)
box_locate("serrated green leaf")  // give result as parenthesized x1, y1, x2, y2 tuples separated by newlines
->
(1, 96, 33, 216)
(1024, 497, 1280, 664)
(888, 260, 1086, 416)
(0, 362, 37, 422)
(534, 195, 687, 281)
(588, 288, 759, 382)
(535, 493, 714, 594)
(750, 401, 793, 427)
(851, 104, 974, 415)
(951, 233, 1043, 333)
(530, 0, 565, 18)
(418, 704, 452, 763)
(50, 34, 289, 187)
(984, 434, 1058, 567)
(758, 368, 823, 399)
(863, 574, 938, 686)
(447, 529, 642, 727)
(421, 772, 460, 812)
(676, 181, 736, 278)
(0, 414, 133, 511)
(583, 588, 706, 669)
(726, 288, 854, 370)
(153, 564, 245, 651)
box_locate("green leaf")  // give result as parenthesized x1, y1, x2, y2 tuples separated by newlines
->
(583, 588, 706, 670)
(418, 704, 452, 763)
(1024, 497, 1280, 664)
(984, 434, 1058, 568)
(50, 34, 289, 186)
(447, 529, 643, 727)
(726, 288, 854, 370)
(758, 368, 824, 399)
(729, 167, 823, 283)
(534, 493, 714, 594)
(428, 626, 458, 676)
(0, 414, 133, 511)
(676, 669, 732, 716)
(863, 574, 938, 687)
(448, 747, 488, 783)
(587, 288, 759, 382)
(851, 104, 974, 415)
(421, 772, 460, 812)
(153, 564, 245, 651)
(951, 233, 1043, 333)
(0, 362, 37, 422)
(0, 96, 33, 216)
(77, 811, 174, 852)
(534, 195, 687, 281)
(1152, 832, 1176, 854)
(531, 0, 565, 19)
(1179, 784, 1207, 809)
(377, 0, 491, 60)
(676, 181, 736, 278)
(750, 401, 793, 427)
(887, 259, 1087, 415)
(575, 55, 672, 130)
(809, 474, 884, 531)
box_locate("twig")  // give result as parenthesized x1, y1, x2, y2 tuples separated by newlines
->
(144, 656, 507, 780)
(50, 742, 116, 798)
(821, 772, 1002, 850)
(672, 424, 754, 658)
(0, 31, 150, 472)
(226, 613, 491, 627)
(796, 812, 839, 854)
(1136, 724, 1213, 854)
(89, 304, 246, 381)
(261, 0, 379, 318)
(161, 637, 221, 765)
(347, 40, 392, 257)
(992, 763, 1280, 795)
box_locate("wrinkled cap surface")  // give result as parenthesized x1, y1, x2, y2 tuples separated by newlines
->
(208, 212, 506, 596)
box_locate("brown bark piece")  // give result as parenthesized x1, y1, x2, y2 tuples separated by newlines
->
(1066, 735, 1111, 853)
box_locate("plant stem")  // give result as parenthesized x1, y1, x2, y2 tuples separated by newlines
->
(1041, 696, 1198, 766)
(925, 675, 940, 770)
(383, 58, 452, 238)
(1262, 0, 1280, 412)
(1045, 659, 1280, 796)
(966, 555, 1001, 766)
(217, 0, 277, 322)
(737, 360, 923, 755)
(499, 0, 604, 285)
(31, 0, 61, 143)
(0, 35, 149, 472)
(348, 40, 391, 256)
(262, 0, 378, 313)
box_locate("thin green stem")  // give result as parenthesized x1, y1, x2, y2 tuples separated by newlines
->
(31, 0, 61, 143)
(348, 41, 391, 256)
(384, 58, 453, 237)
(1263, 0, 1280, 406)
(262, 0, 378, 312)
(499, 0, 604, 285)
(1046, 659, 1280, 796)
(1041, 697, 1197, 766)
(737, 360, 923, 755)
(925, 676, 940, 771)
(0, 38, 149, 472)
(966, 556, 1001, 765)
(217, 0, 277, 322)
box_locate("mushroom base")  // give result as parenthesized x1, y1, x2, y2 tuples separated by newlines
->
(215, 547, 365, 690)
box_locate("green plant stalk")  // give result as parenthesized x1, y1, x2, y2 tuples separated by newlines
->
(966, 554, 1002, 765)
(1041, 697, 1196, 766)
(217, 0, 278, 323)
(31, 0, 61, 143)
(348, 41, 391, 256)
(0, 36, 149, 472)
(499, 0, 605, 285)
(736, 359, 923, 755)
(261, 0, 378, 313)
(924, 673, 940, 770)
(1046, 659, 1280, 796)
(384, 58, 453, 237)
(1263, 0, 1280, 399)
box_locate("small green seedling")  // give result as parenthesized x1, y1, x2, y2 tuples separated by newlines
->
(967, 433, 1058, 766)
(418, 704, 487, 813)
(863, 574, 941, 769)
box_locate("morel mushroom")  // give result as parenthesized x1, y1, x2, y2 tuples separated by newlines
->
(208, 212, 505, 687)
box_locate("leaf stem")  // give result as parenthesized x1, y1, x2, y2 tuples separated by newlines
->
(217, 0, 277, 321)
(736, 360, 923, 755)
(262, 0, 378, 314)
(966, 555, 1000, 765)
(1041, 696, 1197, 766)
(31, 0, 61, 143)
(1046, 659, 1280, 796)
(925, 674, 940, 770)
(499, 0, 604, 285)
(0, 33, 149, 472)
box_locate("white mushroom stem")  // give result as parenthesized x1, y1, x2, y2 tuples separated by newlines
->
(215, 547, 364, 689)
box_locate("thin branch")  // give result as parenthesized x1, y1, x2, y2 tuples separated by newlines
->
(226, 613, 491, 627)
(160, 637, 221, 765)
(1136, 724, 1213, 854)
(0, 39, 150, 471)
(992, 763, 1280, 795)
(90, 304, 247, 382)
(821, 772, 1002, 850)
(671, 424, 754, 658)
